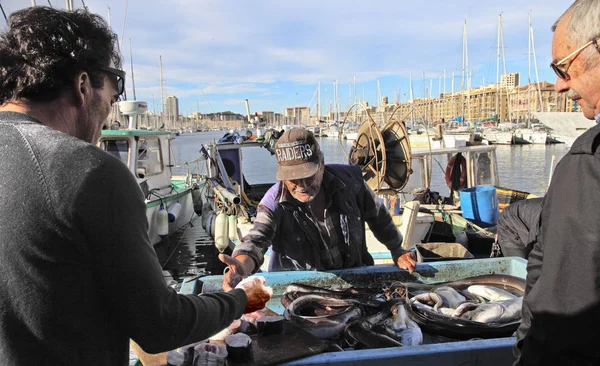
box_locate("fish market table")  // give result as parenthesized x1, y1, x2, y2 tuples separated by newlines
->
(183, 257, 526, 366)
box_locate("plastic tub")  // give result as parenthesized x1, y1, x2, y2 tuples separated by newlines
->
(459, 185, 499, 227)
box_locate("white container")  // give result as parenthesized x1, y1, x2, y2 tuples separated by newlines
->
(214, 211, 229, 253)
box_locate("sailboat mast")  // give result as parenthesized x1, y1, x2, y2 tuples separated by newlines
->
(500, 15, 512, 122)
(530, 16, 544, 112)
(409, 72, 415, 126)
(465, 20, 471, 123)
(461, 20, 466, 122)
(496, 13, 501, 120)
(159, 55, 165, 129)
(528, 12, 532, 126)
(377, 79, 381, 107)
(317, 81, 320, 121)
(128, 38, 136, 100)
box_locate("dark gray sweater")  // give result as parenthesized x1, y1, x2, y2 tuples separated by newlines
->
(0, 112, 246, 365)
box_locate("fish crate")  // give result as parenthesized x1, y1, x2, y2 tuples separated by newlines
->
(495, 186, 531, 212)
(187, 257, 526, 366)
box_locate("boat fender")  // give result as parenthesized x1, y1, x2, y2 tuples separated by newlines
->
(192, 186, 203, 215)
(156, 204, 169, 237)
(167, 202, 182, 223)
(228, 215, 239, 242)
(445, 153, 467, 190)
(207, 214, 216, 237)
(214, 211, 229, 253)
(201, 202, 214, 231)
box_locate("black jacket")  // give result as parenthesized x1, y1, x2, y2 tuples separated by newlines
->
(516, 123, 600, 365)
(497, 197, 543, 258)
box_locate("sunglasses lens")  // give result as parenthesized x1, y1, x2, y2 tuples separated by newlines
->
(551, 63, 567, 80)
(117, 77, 124, 96)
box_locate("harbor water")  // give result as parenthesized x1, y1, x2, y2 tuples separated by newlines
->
(171, 130, 569, 198)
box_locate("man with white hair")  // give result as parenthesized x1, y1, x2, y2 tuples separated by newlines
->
(516, 1, 600, 364)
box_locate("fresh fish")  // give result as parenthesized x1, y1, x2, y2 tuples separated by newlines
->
(284, 294, 362, 339)
(452, 297, 523, 324)
(282, 284, 381, 308)
(438, 307, 457, 316)
(467, 285, 517, 302)
(410, 292, 444, 312)
(432, 286, 466, 308)
(388, 274, 525, 300)
(469, 303, 505, 323)
(445, 275, 525, 294)
(452, 302, 480, 318)
(345, 320, 403, 349)
(386, 303, 423, 346)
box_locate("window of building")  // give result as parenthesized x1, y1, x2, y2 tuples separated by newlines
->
(136, 138, 163, 178)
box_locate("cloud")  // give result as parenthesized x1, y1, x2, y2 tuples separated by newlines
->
(1, 0, 570, 113)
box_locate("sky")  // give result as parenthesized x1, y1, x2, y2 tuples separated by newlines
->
(1, 0, 573, 116)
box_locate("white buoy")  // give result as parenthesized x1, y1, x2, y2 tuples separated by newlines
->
(156, 204, 169, 237)
(214, 211, 229, 253)
(167, 202, 182, 223)
(228, 215, 238, 242)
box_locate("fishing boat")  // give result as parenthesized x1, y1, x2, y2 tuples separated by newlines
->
(97, 101, 200, 246)
(192, 117, 531, 271)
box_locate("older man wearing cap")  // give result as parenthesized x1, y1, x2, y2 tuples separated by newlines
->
(220, 128, 416, 289)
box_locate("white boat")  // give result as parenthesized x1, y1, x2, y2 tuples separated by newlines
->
(98, 101, 199, 246)
(533, 112, 594, 146)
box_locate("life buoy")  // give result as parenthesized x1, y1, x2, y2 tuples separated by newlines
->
(445, 153, 467, 190)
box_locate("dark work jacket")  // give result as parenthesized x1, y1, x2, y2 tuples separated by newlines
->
(497, 197, 543, 258)
(0, 112, 247, 365)
(233, 164, 406, 272)
(516, 123, 600, 365)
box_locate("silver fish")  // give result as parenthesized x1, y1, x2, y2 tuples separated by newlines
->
(467, 285, 517, 302)
(284, 294, 362, 339)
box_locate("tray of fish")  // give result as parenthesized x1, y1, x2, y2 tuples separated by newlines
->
(188, 257, 527, 366)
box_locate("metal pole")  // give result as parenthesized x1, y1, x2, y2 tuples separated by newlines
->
(129, 38, 136, 100)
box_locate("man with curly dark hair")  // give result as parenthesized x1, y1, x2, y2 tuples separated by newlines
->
(0, 7, 270, 365)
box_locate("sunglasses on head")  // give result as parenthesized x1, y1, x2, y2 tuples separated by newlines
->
(94, 66, 126, 97)
(550, 38, 600, 80)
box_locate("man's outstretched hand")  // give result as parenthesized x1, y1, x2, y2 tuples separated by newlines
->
(235, 276, 273, 313)
(397, 251, 417, 273)
(219, 254, 251, 291)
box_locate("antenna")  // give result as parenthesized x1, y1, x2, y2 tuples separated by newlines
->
(159, 55, 165, 126)
(119, 0, 129, 56)
(128, 38, 136, 100)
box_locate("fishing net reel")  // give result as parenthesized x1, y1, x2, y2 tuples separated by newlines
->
(348, 119, 412, 193)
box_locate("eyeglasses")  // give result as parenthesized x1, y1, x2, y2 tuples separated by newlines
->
(550, 38, 600, 80)
(94, 66, 126, 97)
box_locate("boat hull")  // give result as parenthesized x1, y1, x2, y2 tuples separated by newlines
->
(146, 190, 194, 245)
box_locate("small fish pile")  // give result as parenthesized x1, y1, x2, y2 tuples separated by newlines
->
(281, 275, 525, 348)
(282, 283, 423, 349)
(400, 276, 524, 340)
